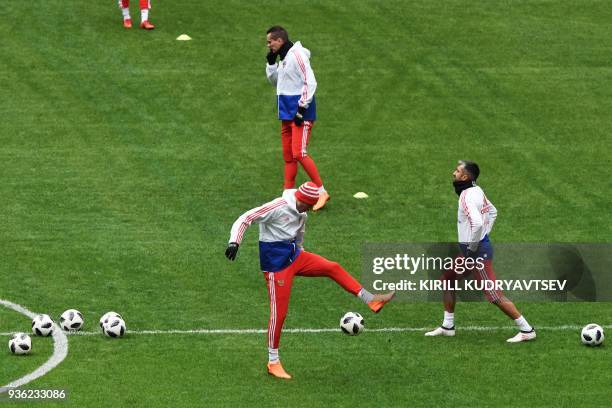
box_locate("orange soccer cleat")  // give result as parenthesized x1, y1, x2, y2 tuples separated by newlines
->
(140, 20, 155, 30)
(267, 361, 292, 379)
(367, 291, 395, 313)
(123, 19, 132, 29)
(312, 191, 330, 211)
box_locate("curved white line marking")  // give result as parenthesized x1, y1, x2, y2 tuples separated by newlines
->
(0, 299, 68, 394)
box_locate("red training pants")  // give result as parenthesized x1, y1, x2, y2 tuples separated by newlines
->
(119, 0, 150, 9)
(281, 120, 323, 189)
(263, 251, 362, 349)
(440, 258, 507, 303)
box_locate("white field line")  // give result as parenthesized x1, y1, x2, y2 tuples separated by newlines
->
(3, 324, 610, 337)
(0, 299, 69, 394)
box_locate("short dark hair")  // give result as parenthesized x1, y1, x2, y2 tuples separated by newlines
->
(459, 160, 480, 181)
(267, 26, 289, 42)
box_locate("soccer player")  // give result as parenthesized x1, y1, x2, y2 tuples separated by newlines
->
(265, 26, 330, 211)
(225, 182, 394, 379)
(118, 0, 154, 30)
(425, 161, 536, 343)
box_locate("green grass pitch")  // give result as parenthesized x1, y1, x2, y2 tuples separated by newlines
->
(1, 0, 611, 406)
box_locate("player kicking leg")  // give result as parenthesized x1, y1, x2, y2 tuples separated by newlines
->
(225, 182, 393, 379)
(264, 252, 394, 379)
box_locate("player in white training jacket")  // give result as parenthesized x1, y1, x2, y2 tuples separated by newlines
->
(225, 182, 394, 379)
(425, 160, 536, 343)
(265, 26, 330, 211)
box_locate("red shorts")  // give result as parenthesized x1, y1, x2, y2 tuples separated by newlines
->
(281, 120, 313, 160)
(440, 258, 506, 303)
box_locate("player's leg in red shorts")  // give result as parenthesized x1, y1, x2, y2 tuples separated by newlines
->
(281, 121, 298, 189)
(264, 263, 301, 379)
(265, 251, 393, 355)
(294, 251, 394, 312)
(473, 260, 526, 321)
(431, 257, 532, 340)
(264, 266, 297, 351)
(263, 252, 362, 353)
(439, 258, 466, 313)
(118, 0, 132, 27)
(440, 256, 506, 304)
(138, 0, 154, 29)
(290, 121, 323, 188)
(117, 0, 151, 11)
(425, 258, 467, 335)
(293, 251, 361, 294)
(471, 259, 506, 304)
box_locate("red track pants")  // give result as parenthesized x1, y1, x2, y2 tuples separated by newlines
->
(264, 251, 362, 349)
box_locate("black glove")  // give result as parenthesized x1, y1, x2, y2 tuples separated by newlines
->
(225, 242, 239, 261)
(266, 51, 278, 65)
(465, 246, 479, 261)
(293, 106, 306, 126)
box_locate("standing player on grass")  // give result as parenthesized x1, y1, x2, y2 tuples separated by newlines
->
(225, 182, 394, 379)
(117, 0, 154, 29)
(265, 26, 330, 211)
(425, 160, 536, 343)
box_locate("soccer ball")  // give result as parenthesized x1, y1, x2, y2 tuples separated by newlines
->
(340, 312, 364, 335)
(8, 333, 32, 355)
(581, 323, 604, 346)
(99, 311, 123, 331)
(103, 317, 126, 338)
(60, 309, 84, 331)
(32, 314, 54, 337)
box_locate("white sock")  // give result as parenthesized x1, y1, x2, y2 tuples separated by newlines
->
(442, 311, 454, 329)
(318, 186, 326, 194)
(268, 348, 279, 363)
(121, 8, 131, 20)
(141, 9, 149, 22)
(358, 288, 374, 304)
(514, 315, 532, 332)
